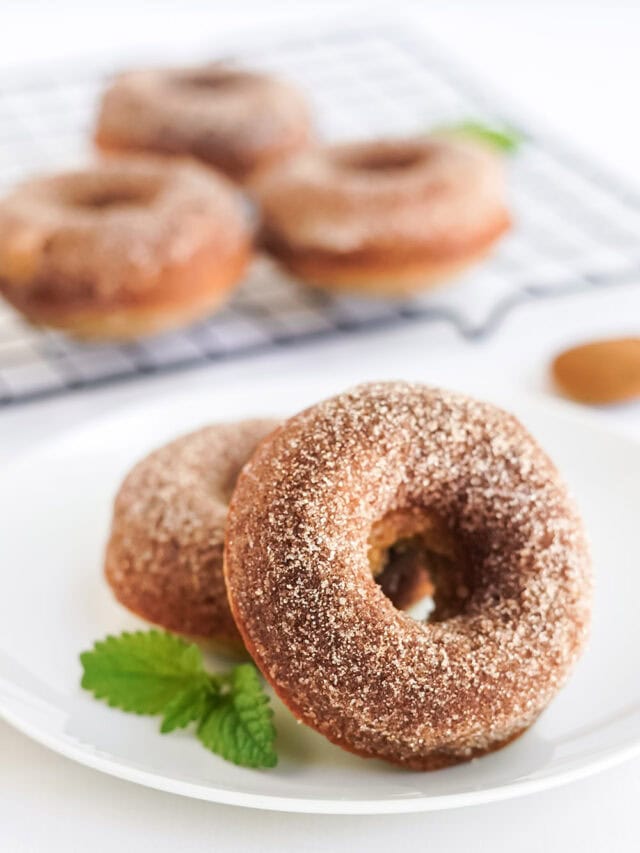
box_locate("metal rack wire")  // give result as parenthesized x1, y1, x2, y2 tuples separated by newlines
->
(1, 27, 639, 406)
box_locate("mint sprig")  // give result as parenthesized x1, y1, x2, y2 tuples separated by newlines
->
(80, 631, 277, 769)
(198, 665, 277, 768)
(434, 120, 523, 153)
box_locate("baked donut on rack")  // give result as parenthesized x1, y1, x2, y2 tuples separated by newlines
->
(105, 420, 279, 651)
(0, 157, 251, 339)
(252, 136, 510, 296)
(224, 382, 592, 769)
(95, 65, 314, 182)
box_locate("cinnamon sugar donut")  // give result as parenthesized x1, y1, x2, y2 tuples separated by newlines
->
(105, 420, 279, 650)
(224, 382, 592, 769)
(253, 137, 510, 296)
(0, 157, 251, 339)
(95, 65, 314, 182)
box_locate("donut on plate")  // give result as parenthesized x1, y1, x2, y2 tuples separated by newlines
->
(105, 420, 279, 651)
(95, 65, 314, 183)
(0, 157, 251, 340)
(252, 137, 510, 296)
(224, 382, 592, 769)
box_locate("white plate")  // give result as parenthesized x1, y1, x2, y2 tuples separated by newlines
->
(0, 377, 639, 814)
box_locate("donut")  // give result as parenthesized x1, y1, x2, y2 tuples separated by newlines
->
(0, 157, 251, 339)
(95, 65, 314, 183)
(105, 420, 279, 651)
(224, 382, 592, 769)
(252, 137, 511, 296)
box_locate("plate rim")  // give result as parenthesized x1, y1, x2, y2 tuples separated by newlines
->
(2, 699, 639, 814)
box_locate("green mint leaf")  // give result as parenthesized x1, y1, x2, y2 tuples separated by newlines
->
(197, 664, 277, 769)
(80, 632, 278, 769)
(80, 630, 208, 715)
(434, 120, 523, 153)
(160, 682, 212, 734)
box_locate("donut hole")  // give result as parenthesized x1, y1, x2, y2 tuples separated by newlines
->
(175, 69, 249, 92)
(369, 510, 471, 621)
(335, 144, 426, 174)
(375, 537, 437, 618)
(66, 181, 161, 211)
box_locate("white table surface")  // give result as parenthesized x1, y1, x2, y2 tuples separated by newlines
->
(1, 2, 640, 850)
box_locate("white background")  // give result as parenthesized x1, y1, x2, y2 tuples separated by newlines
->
(1, 1, 640, 850)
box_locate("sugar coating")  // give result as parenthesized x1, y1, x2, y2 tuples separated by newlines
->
(105, 419, 278, 644)
(96, 66, 313, 180)
(253, 137, 508, 256)
(224, 382, 592, 769)
(0, 157, 248, 301)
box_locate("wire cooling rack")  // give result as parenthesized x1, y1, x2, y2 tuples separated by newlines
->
(1, 27, 640, 406)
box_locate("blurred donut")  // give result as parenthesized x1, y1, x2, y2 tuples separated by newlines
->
(253, 137, 510, 296)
